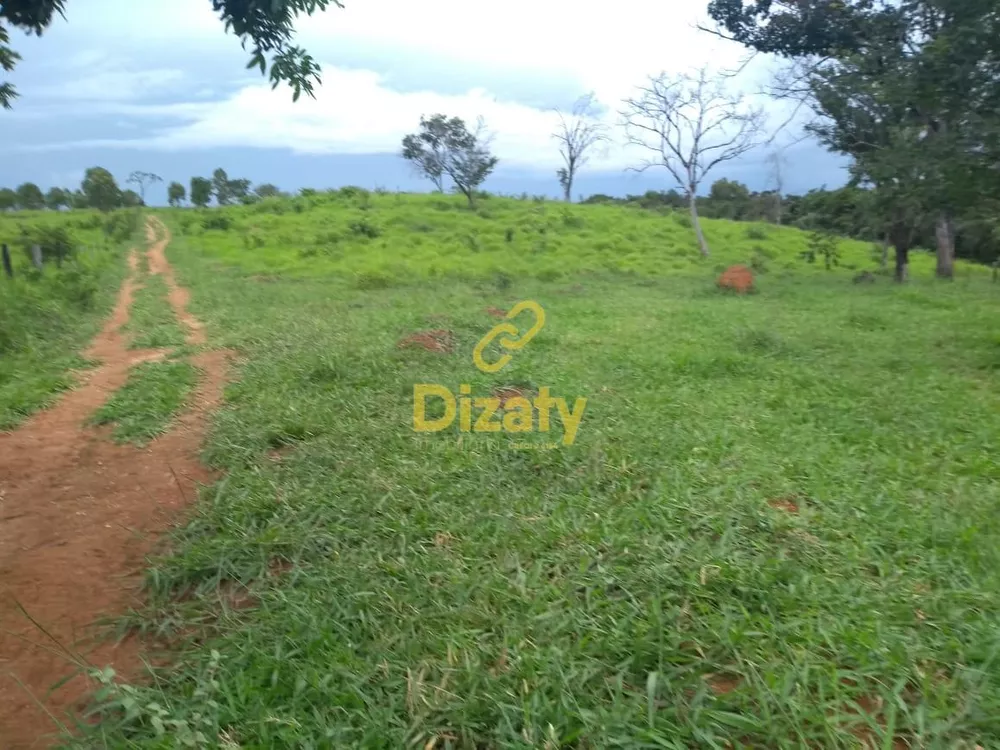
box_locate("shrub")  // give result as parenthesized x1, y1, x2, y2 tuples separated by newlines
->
(72, 215, 103, 231)
(536, 268, 561, 282)
(801, 231, 841, 270)
(242, 228, 266, 250)
(20, 224, 76, 265)
(176, 214, 195, 234)
(749, 252, 768, 274)
(675, 214, 692, 229)
(745, 226, 768, 240)
(104, 210, 141, 243)
(355, 270, 392, 289)
(339, 186, 368, 199)
(201, 213, 233, 232)
(254, 197, 287, 215)
(348, 218, 381, 239)
(313, 230, 343, 247)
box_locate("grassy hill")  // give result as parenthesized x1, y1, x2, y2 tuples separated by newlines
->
(69, 198, 1000, 748)
(4, 196, 1000, 746)
(160, 190, 978, 285)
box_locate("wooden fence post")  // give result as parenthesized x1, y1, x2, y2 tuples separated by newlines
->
(30, 244, 43, 270)
(1, 244, 11, 278)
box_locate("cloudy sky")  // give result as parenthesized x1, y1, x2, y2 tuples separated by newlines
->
(0, 0, 848, 204)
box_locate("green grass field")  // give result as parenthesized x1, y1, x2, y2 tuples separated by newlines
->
(0, 210, 134, 429)
(62, 194, 1000, 748)
(88, 357, 199, 446)
(161, 190, 981, 286)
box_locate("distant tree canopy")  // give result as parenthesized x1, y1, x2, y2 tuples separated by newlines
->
(705, 0, 1000, 279)
(583, 178, 1000, 266)
(81, 167, 121, 212)
(44, 186, 70, 210)
(254, 183, 283, 199)
(190, 177, 213, 208)
(401, 115, 499, 207)
(167, 181, 186, 207)
(14, 182, 44, 211)
(0, 0, 345, 110)
(121, 189, 143, 208)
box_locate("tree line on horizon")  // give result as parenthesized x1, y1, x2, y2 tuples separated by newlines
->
(3, 0, 997, 281)
(3, 168, 999, 267)
(701, 0, 999, 281)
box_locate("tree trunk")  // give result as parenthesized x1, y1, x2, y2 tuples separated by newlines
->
(934, 213, 955, 279)
(894, 245, 909, 282)
(563, 178, 572, 203)
(689, 192, 710, 258)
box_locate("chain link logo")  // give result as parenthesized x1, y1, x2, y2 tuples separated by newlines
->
(412, 300, 586, 446)
(472, 300, 546, 373)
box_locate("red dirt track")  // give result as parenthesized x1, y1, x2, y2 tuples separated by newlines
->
(0, 218, 228, 748)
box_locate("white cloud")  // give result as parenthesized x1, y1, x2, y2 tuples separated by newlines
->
(41, 68, 185, 102)
(298, 0, 751, 104)
(15, 0, 801, 174)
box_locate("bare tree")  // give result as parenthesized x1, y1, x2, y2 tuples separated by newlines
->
(765, 148, 788, 224)
(552, 93, 609, 202)
(126, 171, 162, 205)
(622, 67, 765, 257)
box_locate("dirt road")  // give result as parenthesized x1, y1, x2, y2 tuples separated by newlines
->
(0, 218, 228, 748)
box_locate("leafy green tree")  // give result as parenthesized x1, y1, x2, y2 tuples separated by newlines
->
(229, 178, 251, 203)
(81, 167, 122, 212)
(15, 182, 44, 210)
(190, 177, 213, 208)
(121, 189, 143, 208)
(0, 187, 15, 211)
(255, 183, 283, 199)
(167, 181, 186, 207)
(212, 168, 233, 205)
(401, 115, 499, 206)
(126, 171, 161, 204)
(706, 0, 1000, 279)
(0, 0, 345, 110)
(707, 179, 752, 220)
(69, 189, 88, 209)
(44, 186, 70, 210)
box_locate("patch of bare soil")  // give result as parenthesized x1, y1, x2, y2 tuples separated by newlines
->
(492, 386, 529, 408)
(397, 329, 454, 354)
(768, 495, 801, 514)
(704, 673, 742, 696)
(485, 306, 506, 318)
(718, 264, 755, 294)
(0, 217, 229, 749)
(145, 221, 206, 346)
